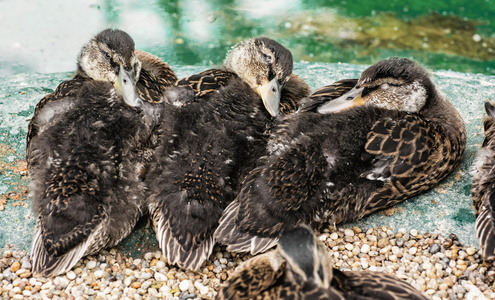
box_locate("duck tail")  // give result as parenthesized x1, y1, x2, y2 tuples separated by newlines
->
(476, 187, 495, 260)
(214, 199, 279, 255)
(149, 190, 220, 271)
(153, 213, 215, 271)
(31, 221, 104, 277)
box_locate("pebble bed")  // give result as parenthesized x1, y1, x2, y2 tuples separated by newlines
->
(0, 226, 494, 299)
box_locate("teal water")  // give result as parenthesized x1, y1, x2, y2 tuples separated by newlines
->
(1, 0, 494, 76)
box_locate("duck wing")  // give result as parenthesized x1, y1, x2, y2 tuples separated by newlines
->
(26, 77, 88, 167)
(279, 73, 312, 114)
(471, 102, 495, 259)
(332, 268, 427, 299)
(31, 141, 111, 277)
(135, 50, 177, 103)
(360, 115, 438, 215)
(175, 69, 236, 98)
(215, 133, 329, 255)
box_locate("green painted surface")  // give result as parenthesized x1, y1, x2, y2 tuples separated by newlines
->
(0, 0, 494, 256)
(0, 64, 493, 255)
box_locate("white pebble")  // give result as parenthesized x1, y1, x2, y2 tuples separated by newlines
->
(144, 252, 153, 260)
(124, 277, 132, 287)
(66, 271, 76, 280)
(160, 285, 171, 294)
(86, 261, 97, 269)
(154, 272, 167, 281)
(156, 261, 166, 270)
(94, 270, 104, 278)
(361, 244, 370, 254)
(410, 229, 418, 237)
(473, 34, 481, 42)
(330, 232, 338, 240)
(179, 279, 191, 292)
(344, 229, 354, 237)
(409, 247, 418, 255)
(200, 286, 209, 295)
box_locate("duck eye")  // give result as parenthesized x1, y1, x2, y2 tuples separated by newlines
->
(104, 52, 111, 59)
(262, 53, 272, 64)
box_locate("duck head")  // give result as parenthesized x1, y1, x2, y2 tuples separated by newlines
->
(277, 225, 333, 289)
(77, 28, 143, 107)
(318, 58, 435, 114)
(224, 37, 293, 117)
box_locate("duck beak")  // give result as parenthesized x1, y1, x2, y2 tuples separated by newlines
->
(114, 65, 143, 108)
(256, 78, 281, 117)
(317, 86, 364, 114)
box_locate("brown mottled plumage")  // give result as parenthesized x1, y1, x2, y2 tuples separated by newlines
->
(146, 37, 310, 271)
(28, 29, 176, 277)
(217, 225, 427, 300)
(471, 102, 495, 260)
(215, 58, 466, 255)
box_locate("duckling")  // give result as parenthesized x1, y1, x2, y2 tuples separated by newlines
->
(215, 57, 466, 254)
(146, 37, 310, 271)
(217, 225, 428, 299)
(28, 28, 177, 277)
(471, 101, 495, 260)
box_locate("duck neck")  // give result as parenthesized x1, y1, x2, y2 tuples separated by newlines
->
(422, 92, 466, 146)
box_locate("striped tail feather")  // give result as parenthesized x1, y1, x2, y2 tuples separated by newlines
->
(31, 222, 104, 277)
(154, 213, 215, 271)
(475, 191, 495, 260)
(214, 200, 278, 255)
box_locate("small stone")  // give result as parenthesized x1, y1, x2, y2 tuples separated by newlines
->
(10, 261, 20, 272)
(155, 272, 167, 281)
(131, 282, 142, 289)
(144, 252, 153, 261)
(18, 271, 32, 278)
(396, 238, 404, 247)
(409, 247, 418, 255)
(94, 270, 104, 278)
(466, 247, 476, 256)
(156, 261, 166, 270)
(429, 244, 441, 254)
(180, 280, 191, 292)
(361, 244, 370, 254)
(410, 229, 418, 237)
(86, 261, 97, 269)
(21, 261, 31, 270)
(352, 226, 362, 234)
(67, 271, 76, 280)
(344, 229, 354, 237)
(377, 238, 389, 248)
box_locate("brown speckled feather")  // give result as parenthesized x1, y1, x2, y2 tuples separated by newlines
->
(215, 58, 466, 255)
(217, 226, 427, 300)
(28, 29, 177, 277)
(279, 74, 312, 114)
(26, 76, 88, 166)
(176, 69, 236, 98)
(135, 49, 177, 103)
(332, 269, 428, 299)
(471, 102, 495, 259)
(147, 38, 310, 271)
